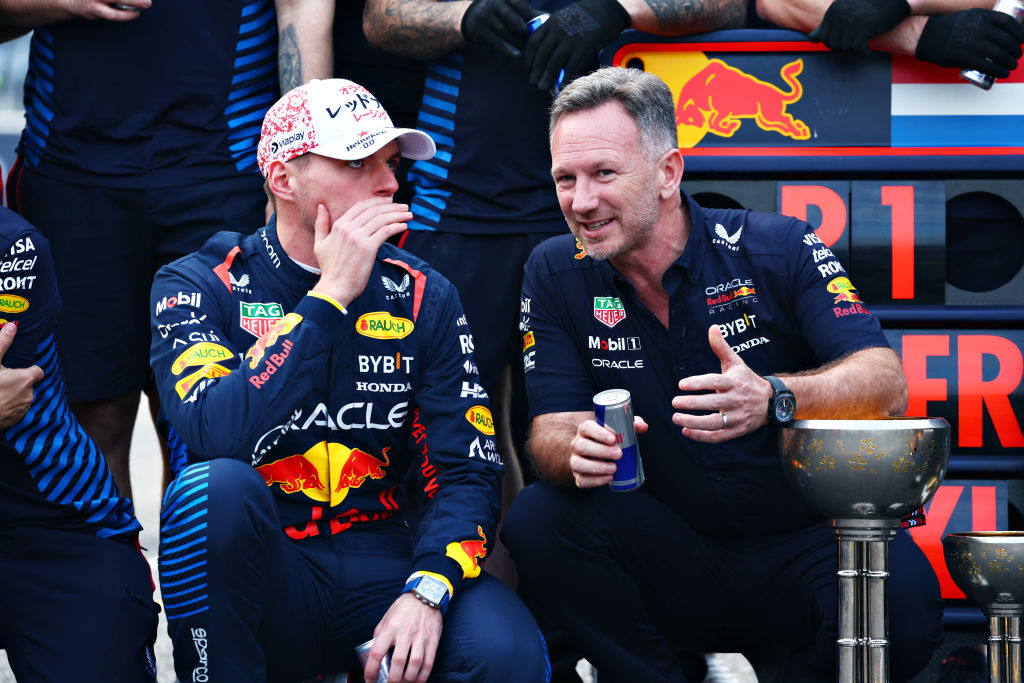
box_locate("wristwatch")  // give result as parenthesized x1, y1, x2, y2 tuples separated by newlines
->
(403, 574, 451, 613)
(764, 375, 796, 425)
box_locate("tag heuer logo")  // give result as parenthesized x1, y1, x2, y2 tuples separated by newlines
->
(593, 297, 626, 328)
(240, 301, 284, 338)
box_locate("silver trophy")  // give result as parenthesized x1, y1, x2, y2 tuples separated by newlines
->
(780, 418, 950, 683)
(944, 532, 1024, 683)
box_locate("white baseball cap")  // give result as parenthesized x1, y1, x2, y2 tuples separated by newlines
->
(257, 78, 436, 177)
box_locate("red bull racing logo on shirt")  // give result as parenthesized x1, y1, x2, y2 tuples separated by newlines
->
(256, 443, 390, 506)
(240, 301, 284, 338)
(593, 297, 626, 328)
(446, 526, 488, 579)
(356, 312, 413, 339)
(827, 277, 861, 304)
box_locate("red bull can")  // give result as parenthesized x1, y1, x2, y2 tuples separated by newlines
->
(355, 638, 391, 683)
(961, 0, 1024, 89)
(594, 389, 644, 491)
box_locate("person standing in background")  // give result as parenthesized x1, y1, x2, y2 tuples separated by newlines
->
(0, 0, 295, 497)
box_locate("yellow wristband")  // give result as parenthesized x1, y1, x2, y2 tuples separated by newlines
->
(307, 291, 347, 314)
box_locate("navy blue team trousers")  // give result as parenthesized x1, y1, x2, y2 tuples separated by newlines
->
(503, 482, 943, 683)
(160, 458, 549, 682)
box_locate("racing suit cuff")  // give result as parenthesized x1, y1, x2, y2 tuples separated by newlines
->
(291, 292, 349, 342)
(306, 290, 348, 314)
(414, 556, 469, 599)
(403, 571, 453, 614)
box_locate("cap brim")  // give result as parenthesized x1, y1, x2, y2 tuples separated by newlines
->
(314, 128, 436, 162)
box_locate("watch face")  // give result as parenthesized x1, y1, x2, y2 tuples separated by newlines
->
(775, 395, 796, 422)
(416, 577, 448, 604)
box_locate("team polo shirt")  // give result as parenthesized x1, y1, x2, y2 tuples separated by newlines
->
(0, 208, 139, 538)
(18, 0, 278, 187)
(406, 0, 575, 235)
(520, 192, 891, 538)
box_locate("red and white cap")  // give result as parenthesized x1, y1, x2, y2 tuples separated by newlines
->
(257, 78, 436, 177)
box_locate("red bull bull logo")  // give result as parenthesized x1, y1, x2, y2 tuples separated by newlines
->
(356, 312, 413, 340)
(256, 453, 326, 493)
(828, 276, 862, 304)
(675, 58, 810, 142)
(334, 446, 390, 496)
(734, 286, 757, 298)
(245, 313, 302, 369)
(445, 525, 488, 579)
(172, 342, 233, 375)
(256, 442, 390, 506)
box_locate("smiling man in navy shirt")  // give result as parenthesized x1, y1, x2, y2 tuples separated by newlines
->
(502, 67, 943, 682)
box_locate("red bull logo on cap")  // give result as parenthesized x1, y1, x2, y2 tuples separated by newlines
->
(171, 343, 233, 375)
(827, 276, 862, 304)
(675, 58, 810, 143)
(445, 525, 488, 579)
(256, 442, 390, 506)
(356, 312, 413, 340)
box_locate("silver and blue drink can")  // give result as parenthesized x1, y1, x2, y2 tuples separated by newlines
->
(960, 0, 1024, 89)
(594, 388, 644, 491)
(356, 638, 391, 683)
(527, 13, 566, 96)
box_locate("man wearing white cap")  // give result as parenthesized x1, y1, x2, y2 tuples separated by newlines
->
(149, 79, 549, 683)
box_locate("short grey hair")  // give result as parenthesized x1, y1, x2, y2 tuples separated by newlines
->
(549, 67, 678, 160)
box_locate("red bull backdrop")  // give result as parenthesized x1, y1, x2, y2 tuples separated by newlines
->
(607, 29, 1024, 174)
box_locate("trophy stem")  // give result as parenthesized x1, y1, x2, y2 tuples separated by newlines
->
(834, 520, 898, 683)
(1009, 616, 1022, 683)
(838, 539, 858, 683)
(991, 616, 1007, 683)
(867, 539, 889, 683)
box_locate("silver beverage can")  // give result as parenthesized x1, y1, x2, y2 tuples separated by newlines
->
(355, 638, 391, 683)
(593, 388, 644, 491)
(960, 0, 1024, 89)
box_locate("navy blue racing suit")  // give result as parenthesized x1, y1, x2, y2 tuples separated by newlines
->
(150, 217, 548, 681)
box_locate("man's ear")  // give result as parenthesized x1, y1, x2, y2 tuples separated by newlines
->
(266, 160, 295, 204)
(658, 148, 684, 200)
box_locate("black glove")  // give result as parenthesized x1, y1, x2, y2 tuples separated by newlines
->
(523, 0, 630, 91)
(916, 9, 1024, 78)
(808, 0, 911, 54)
(461, 0, 536, 58)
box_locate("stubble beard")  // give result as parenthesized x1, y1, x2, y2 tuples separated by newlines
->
(571, 174, 660, 261)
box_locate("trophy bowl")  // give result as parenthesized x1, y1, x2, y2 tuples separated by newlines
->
(780, 418, 950, 521)
(944, 532, 1024, 612)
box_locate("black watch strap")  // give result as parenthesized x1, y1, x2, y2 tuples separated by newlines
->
(764, 375, 796, 425)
